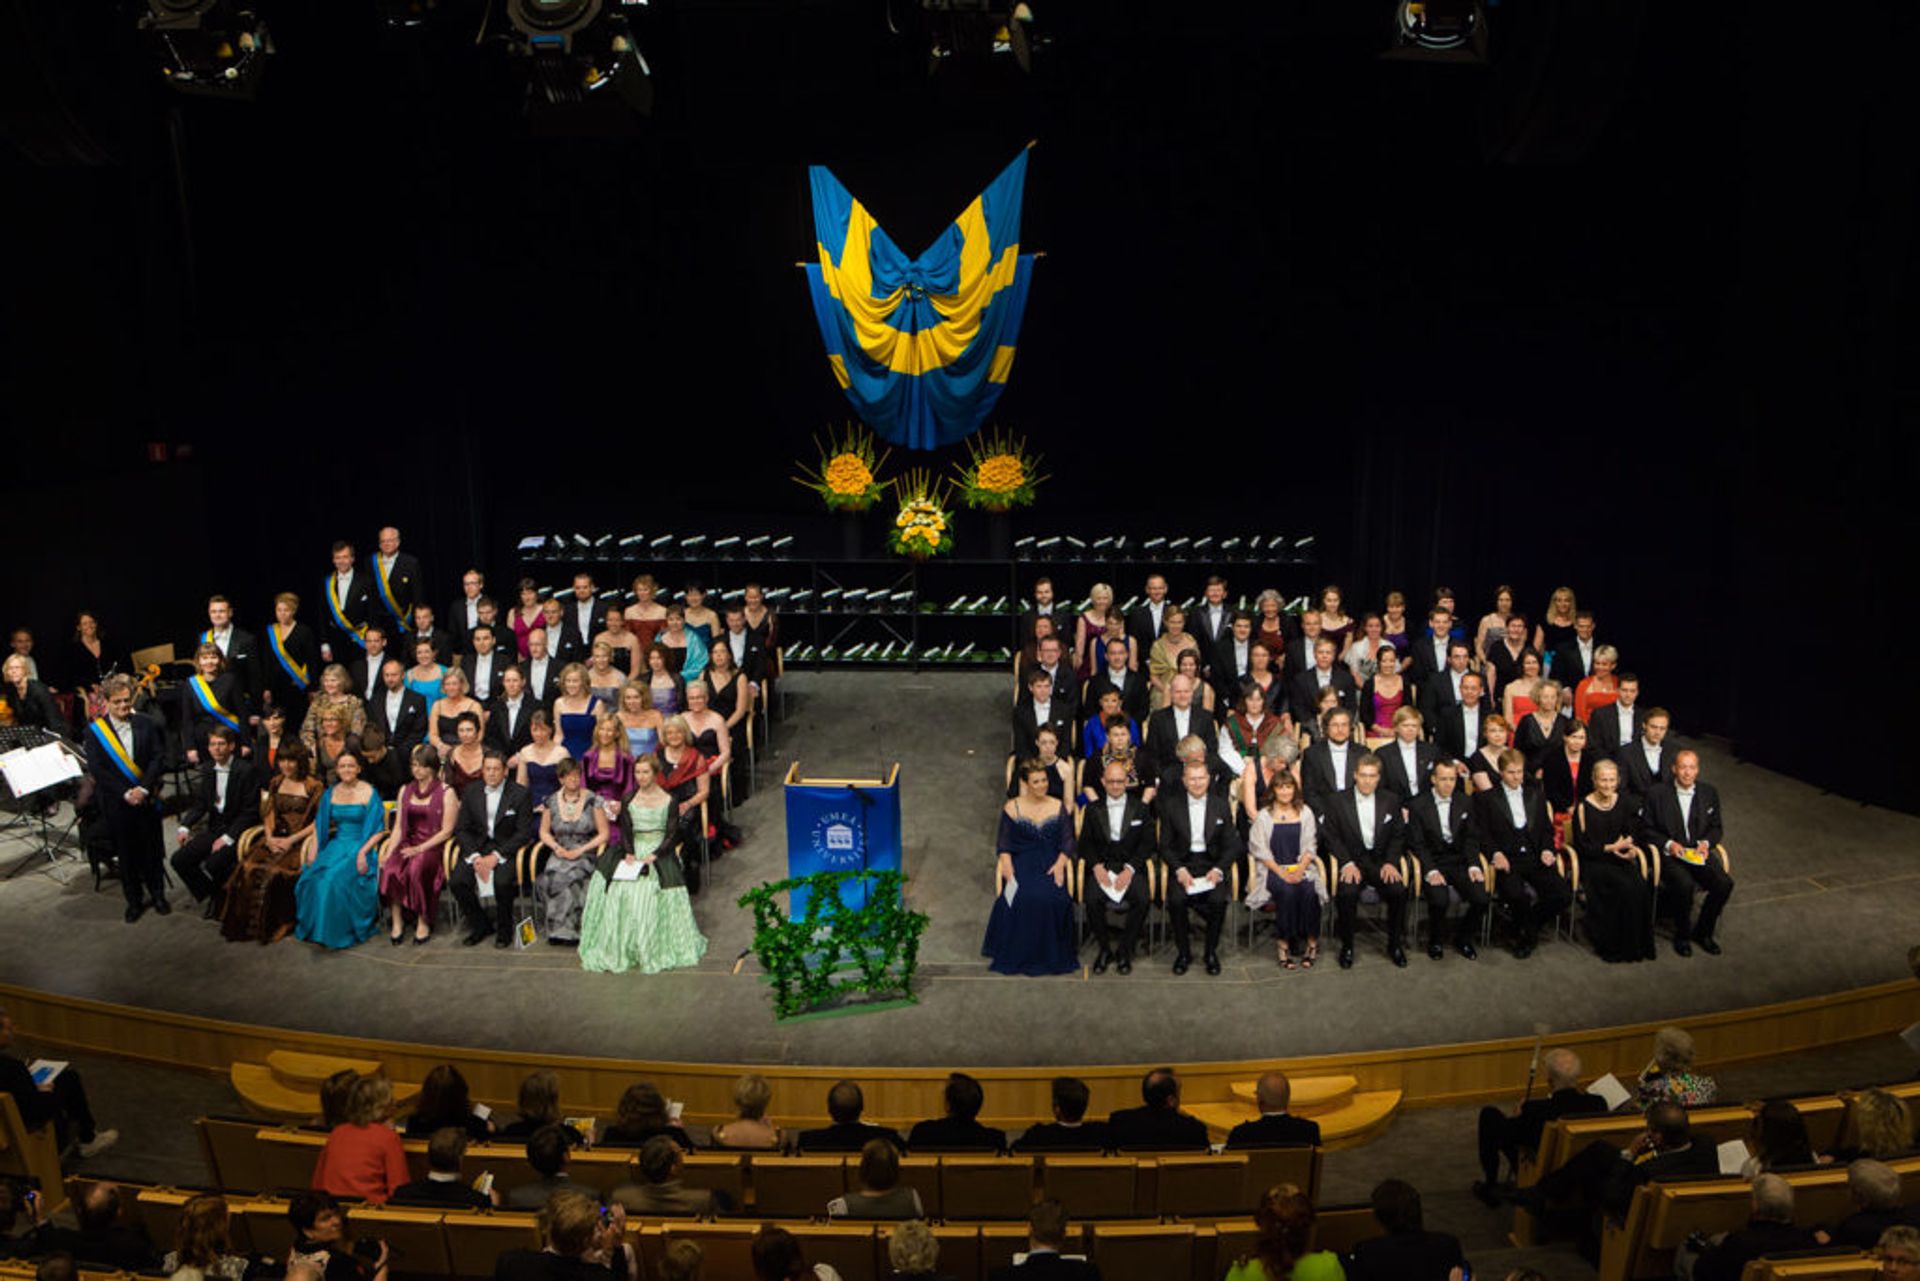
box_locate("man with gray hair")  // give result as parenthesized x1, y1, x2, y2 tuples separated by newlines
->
(1472, 1047, 1606, 1206)
(1830, 1160, 1920, 1248)
(1684, 1174, 1815, 1281)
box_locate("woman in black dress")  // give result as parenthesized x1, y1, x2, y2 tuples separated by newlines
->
(63, 609, 125, 728)
(1572, 758, 1655, 962)
(178, 643, 252, 766)
(1514, 681, 1568, 779)
(262, 592, 324, 736)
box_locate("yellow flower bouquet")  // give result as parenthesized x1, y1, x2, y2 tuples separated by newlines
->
(887, 469, 956, 561)
(793, 423, 891, 513)
(952, 428, 1047, 512)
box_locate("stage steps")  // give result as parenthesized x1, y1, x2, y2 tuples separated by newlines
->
(1188, 1074, 1401, 1150)
(230, 1054, 419, 1123)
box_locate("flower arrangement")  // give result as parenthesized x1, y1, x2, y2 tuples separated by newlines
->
(888, 469, 955, 560)
(793, 423, 891, 513)
(952, 428, 1047, 512)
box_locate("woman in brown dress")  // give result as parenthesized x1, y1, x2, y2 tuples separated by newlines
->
(221, 740, 322, 943)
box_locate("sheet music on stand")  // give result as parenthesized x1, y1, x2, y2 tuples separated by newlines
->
(0, 728, 82, 800)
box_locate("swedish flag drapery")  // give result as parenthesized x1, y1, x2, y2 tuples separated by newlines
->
(804, 149, 1036, 450)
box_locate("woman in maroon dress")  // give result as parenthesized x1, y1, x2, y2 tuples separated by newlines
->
(382, 745, 457, 945)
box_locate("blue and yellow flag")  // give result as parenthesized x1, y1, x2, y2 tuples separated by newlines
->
(805, 149, 1036, 450)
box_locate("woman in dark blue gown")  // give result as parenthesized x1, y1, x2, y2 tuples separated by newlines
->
(981, 760, 1079, 976)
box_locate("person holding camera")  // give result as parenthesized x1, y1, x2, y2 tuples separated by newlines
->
(285, 1192, 389, 1281)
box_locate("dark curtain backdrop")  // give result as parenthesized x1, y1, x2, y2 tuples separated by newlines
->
(3, 2, 1914, 809)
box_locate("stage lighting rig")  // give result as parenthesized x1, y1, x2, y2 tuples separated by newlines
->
(1389, 0, 1489, 61)
(139, 0, 272, 99)
(496, 0, 652, 113)
(918, 0, 1043, 75)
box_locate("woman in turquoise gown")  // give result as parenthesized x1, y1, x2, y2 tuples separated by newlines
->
(579, 755, 707, 975)
(294, 750, 389, 949)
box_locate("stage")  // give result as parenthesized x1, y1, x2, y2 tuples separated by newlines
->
(2, 672, 1917, 1073)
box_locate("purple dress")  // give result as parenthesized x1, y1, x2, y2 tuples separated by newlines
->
(380, 781, 449, 918)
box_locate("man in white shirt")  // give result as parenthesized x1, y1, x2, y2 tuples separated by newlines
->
(450, 750, 534, 948)
(448, 568, 486, 656)
(465, 624, 505, 703)
(1125, 574, 1171, 658)
(83, 676, 170, 923)
(1197, 576, 1231, 646)
(1408, 759, 1485, 960)
(1079, 761, 1151, 973)
(1472, 749, 1569, 959)
(1301, 707, 1359, 814)
(1157, 762, 1240, 975)
(1327, 755, 1410, 969)
(520, 627, 559, 705)
(170, 725, 260, 914)
(1639, 750, 1731, 956)
(351, 626, 393, 704)
(1209, 612, 1255, 708)
(1144, 674, 1219, 783)
(1437, 672, 1489, 769)
(1617, 707, 1675, 801)
(1019, 577, 1057, 649)
(374, 658, 428, 757)
(1589, 673, 1643, 756)
(1013, 669, 1073, 760)
(1289, 636, 1356, 729)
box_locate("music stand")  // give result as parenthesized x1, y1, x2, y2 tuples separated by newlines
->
(0, 726, 85, 879)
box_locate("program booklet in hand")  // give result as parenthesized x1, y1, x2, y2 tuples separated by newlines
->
(1586, 1073, 1633, 1112)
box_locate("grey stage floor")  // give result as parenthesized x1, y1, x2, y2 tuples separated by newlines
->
(2, 672, 1917, 1068)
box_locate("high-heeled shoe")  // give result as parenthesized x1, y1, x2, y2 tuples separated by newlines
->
(389, 932, 405, 947)
(412, 932, 430, 946)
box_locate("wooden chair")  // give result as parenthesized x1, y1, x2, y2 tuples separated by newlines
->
(896, 1155, 941, 1220)
(679, 1154, 746, 1210)
(880, 1223, 981, 1281)
(752, 1156, 847, 1218)
(0, 1093, 68, 1217)
(352, 1205, 454, 1277)
(460, 1145, 634, 1197)
(940, 1156, 1036, 1220)
(1151, 1154, 1248, 1219)
(442, 1212, 540, 1278)
(1238, 1145, 1321, 1207)
(255, 1127, 329, 1195)
(234, 1197, 298, 1261)
(1322, 852, 1415, 943)
(1038, 1157, 1137, 1219)
(1088, 1222, 1193, 1281)
(659, 1223, 757, 1279)
(980, 1223, 1033, 1276)
(791, 1223, 878, 1281)
(1210, 1219, 1261, 1280)
(134, 1187, 196, 1255)
(1739, 1252, 1878, 1280)
(1309, 1202, 1384, 1256)
(195, 1115, 273, 1193)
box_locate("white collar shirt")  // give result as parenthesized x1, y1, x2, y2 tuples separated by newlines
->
(1355, 790, 1377, 849)
(1172, 707, 1191, 739)
(213, 762, 230, 810)
(1328, 740, 1349, 790)
(1462, 703, 1480, 745)
(384, 688, 404, 730)
(1675, 785, 1695, 831)
(484, 783, 504, 835)
(1434, 793, 1453, 839)
(1398, 740, 1419, 784)
(1504, 784, 1528, 828)
(1104, 794, 1128, 834)
(1187, 794, 1209, 852)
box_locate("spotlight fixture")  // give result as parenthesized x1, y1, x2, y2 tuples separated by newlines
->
(140, 0, 272, 98)
(918, 0, 1042, 75)
(1388, 0, 1488, 61)
(497, 0, 652, 113)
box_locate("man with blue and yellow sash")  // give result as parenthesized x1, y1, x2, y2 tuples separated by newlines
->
(320, 540, 376, 665)
(373, 527, 424, 640)
(83, 674, 170, 923)
(199, 595, 263, 724)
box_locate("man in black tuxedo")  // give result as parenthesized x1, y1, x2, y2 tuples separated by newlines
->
(1142, 674, 1218, 782)
(391, 1128, 495, 1208)
(520, 627, 561, 706)
(447, 568, 487, 659)
(1688, 1176, 1818, 1281)
(1346, 1180, 1468, 1281)
(1416, 640, 1476, 729)
(1079, 760, 1152, 973)
(907, 1073, 1007, 1152)
(1299, 707, 1361, 816)
(1408, 761, 1485, 960)
(1012, 669, 1076, 760)
(1123, 573, 1171, 659)
(1471, 1048, 1606, 1202)
(1012, 1077, 1111, 1153)
(1588, 673, 1645, 757)
(1026, 634, 1079, 720)
(1158, 761, 1240, 975)
(555, 573, 600, 666)
(1323, 755, 1410, 969)
(1550, 609, 1601, 686)
(1375, 707, 1438, 802)
(1283, 609, 1325, 680)
(84, 676, 171, 923)
(718, 604, 769, 687)
(347, 624, 398, 705)
(1106, 1068, 1210, 1151)
(486, 667, 538, 765)
(1225, 1071, 1322, 1149)
(1193, 575, 1232, 650)
(1209, 612, 1257, 708)
(408, 604, 454, 668)
(1473, 749, 1569, 959)
(200, 595, 263, 721)
(320, 540, 376, 665)
(1403, 606, 1459, 698)
(1084, 636, 1148, 724)
(449, 751, 534, 948)
(1640, 749, 1732, 956)
(368, 659, 430, 759)
(372, 526, 425, 641)
(462, 623, 509, 704)
(988, 1200, 1101, 1281)
(170, 726, 259, 914)
(794, 1080, 906, 1153)
(1484, 614, 1533, 699)
(1514, 1101, 1718, 1220)
(1288, 637, 1358, 729)
(1434, 671, 1490, 769)
(1615, 706, 1676, 802)
(1017, 576, 1061, 649)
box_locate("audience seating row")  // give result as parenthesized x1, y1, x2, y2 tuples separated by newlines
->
(0, 1094, 67, 1218)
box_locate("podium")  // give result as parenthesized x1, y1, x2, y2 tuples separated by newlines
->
(782, 763, 902, 918)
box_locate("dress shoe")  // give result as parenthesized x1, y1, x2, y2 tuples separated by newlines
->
(76, 1130, 120, 1159)
(1512, 938, 1535, 960)
(1337, 944, 1355, 969)
(202, 898, 221, 921)
(1204, 952, 1221, 976)
(1427, 942, 1445, 961)
(494, 936, 512, 949)
(1672, 937, 1693, 958)
(1171, 953, 1191, 976)
(1455, 940, 1479, 960)
(1115, 953, 1132, 975)
(1092, 949, 1111, 975)
(124, 904, 145, 924)
(1388, 944, 1409, 968)
(462, 929, 489, 947)
(1471, 1180, 1504, 1209)
(151, 897, 171, 917)
(1506, 1184, 1549, 1214)
(1693, 934, 1722, 956)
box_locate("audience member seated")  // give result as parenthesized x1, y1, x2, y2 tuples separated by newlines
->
(1830, 1089, 1913, 1162)
(31, 1184, 156, 1272)
(382, 746, 455, 947)
(1358, 645, 1408, 740)
(1107, 1067, 1209, 1151)
(1079, 760, 1152, 974)
(1409, 759, 1484, 962)
(403, 1064, 494, 1141)
(1471, 1047, 1605, 1205)
(160, 1192, 268, 1281)
(0, 1005, 118, 1158)
(1571, 759, 1656, 964)
(827, 1139, 926, 1220)
(1343, 613, 1387, 684)
(450, 751, 535, 949)
(1173, 650, 1217, 715)
(1572, 644, 1621, 723)
(1147, 606, 1201, 711)
(1471, 749, 1567, 960)
(1681, 1174, 1817, 1281)
(611, 1135, 732, 1217)
(505, 1124, 587, 1210)
(1078, 689, 1136, 762)
(497, 1070, 587, 1146)
(1224, 1184, 1342, 1281)
(1325, 753, 1410, 970)
(1159, 759, 1240, 976)
(1822, 1161, 1920, 1249)
(1346, 1179, 1466, 1281)
(1513, 682, 1566, 778)
(1085, 636, 1147, 726)
(536, 759, 611, 948)
(390, 1128, 496, 1208)
(796, 1080, 906, 1153)
(317, 1070, 358, 1130)
(1634, 1026, 1719, 1108)
(1299, 708, 1359, 816)
(1587, 671, 1643, 757)
(1226, 1071, 1322, 1148)
(1875, 1227, 1920, 1280)
(1245, 769, 1323, 971)
(1540, 718, 1594, 817)
(1466, 713, 1512, 795)
(1497, 648, 1544, 723)
(982, 759, 1079, 977)
(1512, 1100, 1716, 1220)
(655, 1241, 703, 1281)
(1739, 1099, 1818, 1178)
(313, 1074, 409, 1205)
(885, 1220, 949, 1281)
(710, 1073, 784, 1150)
(1005, 725, 1074, 810)
(1616, 705, 1676, 803)
(1289, 638, 1358, 732)
(287, 1192, 391, 1281)
(751, 1225, 842, 1281)
(1375, 706, 1436, 802)
(1641, 748, 1733, 958)
(907, 1072, 1007, 1152)
(987, 1200, 1096, 1281)
(1014, 1077, 1111, 1153)
(599, 1080, 693, 1151)
(495, 1189, 630, 1281)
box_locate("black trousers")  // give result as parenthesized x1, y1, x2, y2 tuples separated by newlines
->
(104, 800, 168, 908)
(1477, 1105, 1524, 1184)
(33, 1067, 100, 1148)
(1425, 863, 1490, 944)
(1660, 854, 1733, 940)
(1084, 865, 1149, 956)
(1167, 879, 1225, 957)
(450, 854, 520, 941)
(1333, 864, 1408, 946)
(1494, 852, 1572, 941)
(171, 831, 239, 903)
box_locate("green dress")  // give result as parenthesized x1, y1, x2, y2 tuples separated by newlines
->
(1223, 1251, 1345, 1281)
(578, 797, 708, 974)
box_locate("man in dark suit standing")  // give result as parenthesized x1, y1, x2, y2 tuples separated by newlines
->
(1434, 672, 1491, 769)
(1026, 635, 1079, 724)
(320, 540, 376, 665)
(1550, 609, 1601, 686)
(1283, 610, 1325, 682)
(1079, 760, 1153, 974)
(907, 1073, 1006, 1152)
(1017, 577, 1061, 650)
(520, 627, 561, 706)
(1299, 707, 1360, 817)
(85, 676, 170, 923)
(1403, 606, 1458, 693)
(1639, 749, 1732, 956)
(1193, 576, 1232, 650)
(1123, 573, 1171, 660)
(170, 726, 259, 915)
(1408, 761, 1485, 960)
(462, 623, 509, 704)
(794, 1080, 906, 1153)
(368, 659, 430, 759)
(555, 573, 600, 667)
(1012, 670, 1076, 761)
(1288, 637, 1358, 730)
(1615, 706, 1676, 802)
(449, 751, 534, 948)
(1323, 755, 1410, 969)
(485, 668, 538, 765)
(372, 526, 425, 642)
(1106, 1068, 1210, 1151)
(1209, 612, 1257, 708)
(1471, 1047, 1605, 1204)
(988, 1199, 1101, 1281)
(1084, 636, 1149, 725)
(347, 625, 398, 706)
(1588, 672, 1645, 757)
(1158, 761, 1241, 975)
(1225, 1071, 1322, 1149)
(1416, 640, 1476, 729)
(447, 568, 488, 660)
(1012, 1077, 1111, 1153)
(1473, 749, 1569, 959)
(1142, 674, 1218, 783)
(1375, 707, 1438, 802)
(406, 604, 454, 668)
(199, 595, 263, 721)
(718, 604, 769, 687)
(1346, 1180, 1468, 1281)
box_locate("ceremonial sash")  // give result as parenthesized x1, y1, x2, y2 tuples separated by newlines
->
(269, 626, 310, 691)
(89, 718, 143, 785)
(189, 675, 243, 734)
(375, 558, 409, 632)
(326, 576, 367, 649)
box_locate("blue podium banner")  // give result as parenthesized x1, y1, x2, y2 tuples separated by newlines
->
(784, 764, 902, 918)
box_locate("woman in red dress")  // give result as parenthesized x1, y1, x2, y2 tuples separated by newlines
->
(381, 745, 456, 945)
(1574, 644, 1622, 723)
